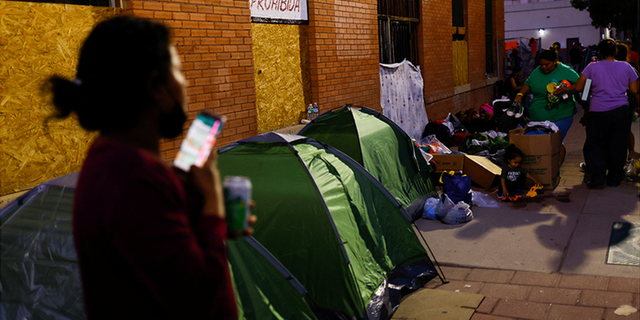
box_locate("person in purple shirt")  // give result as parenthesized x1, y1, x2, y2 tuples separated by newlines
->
(556, 39, 640, 189)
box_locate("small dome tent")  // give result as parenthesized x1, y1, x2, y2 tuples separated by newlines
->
(218, 133, 438, 320)
(0, 173, 316, 320)
(298, 106, 436, 221)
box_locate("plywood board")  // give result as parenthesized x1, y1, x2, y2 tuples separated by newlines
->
(252, 23, 310, 133)
(0, 2, 121, 195)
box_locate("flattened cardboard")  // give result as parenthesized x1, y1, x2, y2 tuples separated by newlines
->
(432, 154, 502, 189)
(508, 129, 561, 190)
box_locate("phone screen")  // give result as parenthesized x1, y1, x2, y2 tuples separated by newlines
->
(174, 112, 226, 172)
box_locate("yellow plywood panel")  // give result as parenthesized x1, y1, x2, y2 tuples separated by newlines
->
(252, 23, 310, 133)
(0, 2, 121, 195)
(453, 40, 468, 87)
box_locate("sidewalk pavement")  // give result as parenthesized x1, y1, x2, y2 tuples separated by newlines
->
(402, 106, 640, 320)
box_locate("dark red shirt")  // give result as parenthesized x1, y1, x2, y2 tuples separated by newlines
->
(73, 138, 237, 320)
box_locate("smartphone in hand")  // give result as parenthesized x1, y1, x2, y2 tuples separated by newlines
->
(174, 112, 226, 172)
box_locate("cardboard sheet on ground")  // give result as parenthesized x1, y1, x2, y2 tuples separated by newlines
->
(391, 288, 484, 320)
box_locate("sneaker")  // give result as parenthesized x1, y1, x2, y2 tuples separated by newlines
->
(506, 103, 518, 117)
(579, 162, 587, 171)
(514, 103, 524, 118)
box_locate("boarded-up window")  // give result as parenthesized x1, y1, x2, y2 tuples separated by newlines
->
(453, 40, 468, 86)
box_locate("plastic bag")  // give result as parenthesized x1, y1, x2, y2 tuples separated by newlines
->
(471, 191, 501, 208)
(435, 193, 456, 220)
(623, 159, 640, 180)
(422, 197, 440, 220)
(441, 202, 474, 224)
(419, 134, 452, 154)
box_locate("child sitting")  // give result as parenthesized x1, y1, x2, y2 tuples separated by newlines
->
(499, 144, 542, 201)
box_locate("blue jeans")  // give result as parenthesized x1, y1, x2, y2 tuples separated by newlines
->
(553, 116, 574, 142)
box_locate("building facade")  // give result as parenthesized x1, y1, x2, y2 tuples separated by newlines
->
(1, 0, 505, 196)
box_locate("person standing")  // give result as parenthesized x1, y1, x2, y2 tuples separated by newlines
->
(48, 16, 243, 319)
(513, 49, 580, 164)
(555, 39, 639, 188)
(625, 39, 639, 69)
(569, 42, 583, 73)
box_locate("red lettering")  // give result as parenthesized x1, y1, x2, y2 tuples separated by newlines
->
(264, 0, 271, 10)
(287, 0, 294, 11)
(280, 0, 287, 11)
(293, 0, 299, 11)
(271, 0, 278, 10)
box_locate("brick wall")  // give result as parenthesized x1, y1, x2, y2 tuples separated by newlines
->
(308, 0, 381, 112)
(419, 0, 504, 122)
(125, 0, 257, 161)
(467, 0, 485, 88)
(419, 0, 454, 105)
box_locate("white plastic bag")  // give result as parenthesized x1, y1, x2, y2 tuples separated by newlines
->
(422, 197, 440, 220)
(471, 191, 502, 208)
(435, 194, 456, 220)
(441, 201, 474, 224)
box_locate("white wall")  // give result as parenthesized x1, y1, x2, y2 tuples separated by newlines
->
(504, 0, 603, 50)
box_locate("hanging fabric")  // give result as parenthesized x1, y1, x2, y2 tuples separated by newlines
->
(380, 59, 429, 141)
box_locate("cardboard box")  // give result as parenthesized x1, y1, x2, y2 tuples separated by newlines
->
(431, 154, 502, 189)
(508, 128, 561, 190)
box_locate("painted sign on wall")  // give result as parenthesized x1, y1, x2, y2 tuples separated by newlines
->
(250, 0, 308, 24)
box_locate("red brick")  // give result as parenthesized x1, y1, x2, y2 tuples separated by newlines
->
(466, 269, 515, 284)
(163, 2, 181, 11)
(527, 287, 581, 305)
(153, 11, 172, 19)
(559, 274, 609, 290)
(492, 299, 550, 320)
(608, 277, 640, 293)
(479, 283, 530, 300)
(579, 290, 634, 308)
(142, 1, 163, 10)
(510, 271, 560, 287)
(547, 305, 605, 320)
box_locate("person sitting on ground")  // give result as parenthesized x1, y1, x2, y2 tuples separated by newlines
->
(554, 38, 639, 189)
(47, 16, 254, 319)
(498, 144, 542, 202)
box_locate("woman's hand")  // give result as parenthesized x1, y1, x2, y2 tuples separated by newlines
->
(191, 152, 225, 219)
(553, 86, 566, 96)
(513, 94, 523, 103)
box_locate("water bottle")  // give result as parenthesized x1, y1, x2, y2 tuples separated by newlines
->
(307, 104, 314, 120)
(313, 103, 319, 118)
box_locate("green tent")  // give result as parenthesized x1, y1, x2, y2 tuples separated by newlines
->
(228, 236, 317, 320)
(0, 173, 316, 320)
(218, 133, 438, 320)
(298, 106, 437, 221)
